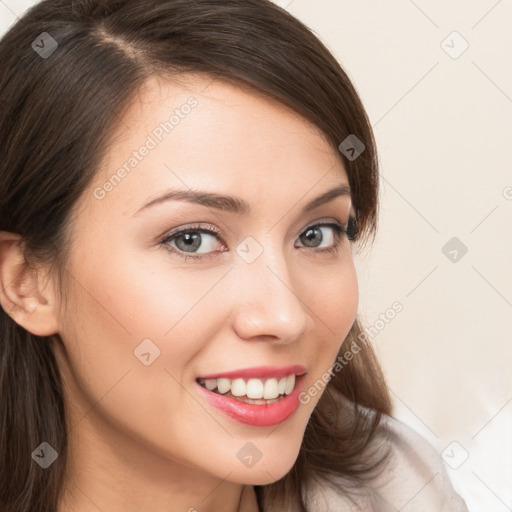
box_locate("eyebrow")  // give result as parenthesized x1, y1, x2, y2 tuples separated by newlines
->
(132, 183, 351, 217)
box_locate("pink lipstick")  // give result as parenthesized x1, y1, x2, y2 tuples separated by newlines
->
(195, 365, 306, 427)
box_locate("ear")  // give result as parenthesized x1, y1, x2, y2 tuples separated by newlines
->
(0, 231, 60, 336)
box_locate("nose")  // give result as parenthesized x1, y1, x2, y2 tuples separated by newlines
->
(229, 244, 309, 344)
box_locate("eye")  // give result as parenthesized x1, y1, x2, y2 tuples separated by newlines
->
(159, 218, 355, 261)
(295, 222, 346, 251)
(171, 231, 219, 253)
(160, 224, 225, 259)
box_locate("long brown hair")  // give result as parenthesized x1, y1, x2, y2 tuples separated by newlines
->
(0, 1, 392, 510)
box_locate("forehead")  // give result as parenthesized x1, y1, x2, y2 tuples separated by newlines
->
(81, 73, 348, 220)
(114, 73, 336, 153)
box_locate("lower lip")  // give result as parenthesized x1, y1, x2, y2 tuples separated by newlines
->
(196, 375, 305, 427)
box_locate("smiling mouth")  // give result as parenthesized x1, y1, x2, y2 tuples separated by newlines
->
(196, 374, 297, 405)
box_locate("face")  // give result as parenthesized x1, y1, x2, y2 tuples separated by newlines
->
(52, 74, 358, 487)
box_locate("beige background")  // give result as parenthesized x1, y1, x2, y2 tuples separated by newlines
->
(1, 1, 511, 510)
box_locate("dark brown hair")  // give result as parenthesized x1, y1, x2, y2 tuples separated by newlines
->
(0, 1, 392, 510)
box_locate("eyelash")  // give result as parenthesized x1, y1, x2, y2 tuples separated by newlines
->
(159, 218, 355, 262)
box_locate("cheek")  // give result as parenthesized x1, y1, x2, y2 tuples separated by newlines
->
(59, 237, 233, 393)
(66, 240, 230, 352)
(57, 255, 234, 457)
(301, 255, 358, 398)
(307, 253, 359, 340)
(58, 249, 239, 469)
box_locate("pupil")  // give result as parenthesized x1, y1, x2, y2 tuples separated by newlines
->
(177, 232, 201, 252)
(302, 227, 322, 247)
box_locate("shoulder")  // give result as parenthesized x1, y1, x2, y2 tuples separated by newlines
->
(305, 413, 469, 512)
(367, 414, 469, 511)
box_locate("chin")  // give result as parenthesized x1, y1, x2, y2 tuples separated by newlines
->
(225, 442, 302, 486)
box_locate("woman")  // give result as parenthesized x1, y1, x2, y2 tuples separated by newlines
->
(0, 0, 469, 510)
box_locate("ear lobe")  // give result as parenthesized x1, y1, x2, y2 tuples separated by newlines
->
(0, 231, 60, 336)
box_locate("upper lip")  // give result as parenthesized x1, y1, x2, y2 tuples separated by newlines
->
(197, 365, 307, 380)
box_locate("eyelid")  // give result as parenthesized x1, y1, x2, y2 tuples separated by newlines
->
(159, 217, 348, 242)
(303, 216, 345, 229)
(160, 222, 223, 239)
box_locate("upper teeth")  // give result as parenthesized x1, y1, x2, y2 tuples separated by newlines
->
(198, 374, 296, 400)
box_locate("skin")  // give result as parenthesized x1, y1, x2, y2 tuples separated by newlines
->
(0, 75, 358, 512)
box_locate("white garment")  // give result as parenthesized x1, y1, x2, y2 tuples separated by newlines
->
(305, 414, 469, 511)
